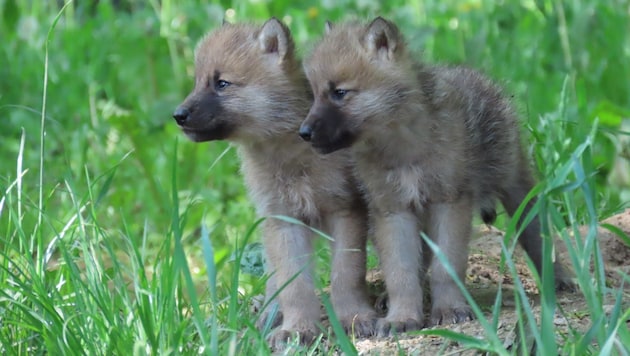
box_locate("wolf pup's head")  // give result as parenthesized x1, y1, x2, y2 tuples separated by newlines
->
(173, 18, 306, 143)
(299, 17, 415, 154)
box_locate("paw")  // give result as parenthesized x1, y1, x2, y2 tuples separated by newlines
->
(376, 316, 423, 337)
(256, 301, 283, 331)
(339, 310, 378, 338)
(268, 324, 319, 351)
(429, 305, 473, 326)
(554, 262, 577, 292)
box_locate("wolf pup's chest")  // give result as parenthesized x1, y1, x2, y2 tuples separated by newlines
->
(363, 163, 461, 212)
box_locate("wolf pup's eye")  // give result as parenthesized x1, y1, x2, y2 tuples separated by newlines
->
(331, 89, 348, 101)
(215, 79, 231, 91)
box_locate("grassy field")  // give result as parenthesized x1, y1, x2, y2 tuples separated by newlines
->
(1, 0, 629, 354)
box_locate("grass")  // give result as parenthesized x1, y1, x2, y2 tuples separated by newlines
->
(1, 0, 629, 354)
(421, 114, 630, 355)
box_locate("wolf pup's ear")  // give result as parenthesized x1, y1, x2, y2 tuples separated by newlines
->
(259, 17, 294, 61)
(364, 17, 399, 61)
(324, 20, 334, 34)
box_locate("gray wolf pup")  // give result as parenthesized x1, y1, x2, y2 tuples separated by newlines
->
(299, 17, 573, 335)
(173, 18, 377, 346)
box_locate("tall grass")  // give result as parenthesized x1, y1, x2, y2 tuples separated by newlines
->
(419, 79, 630, 354)
(1, 0, 629, 354)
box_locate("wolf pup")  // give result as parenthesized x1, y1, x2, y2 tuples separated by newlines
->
(173, 18, 377, 346)
(299, 17, 574, 335)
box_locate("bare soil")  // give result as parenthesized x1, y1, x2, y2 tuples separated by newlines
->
(353, 209, 630, 355)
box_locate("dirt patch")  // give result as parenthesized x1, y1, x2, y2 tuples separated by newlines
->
(354, 209, 630, 354)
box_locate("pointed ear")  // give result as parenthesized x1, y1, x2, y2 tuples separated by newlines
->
(324, 20, 334, 34)
(363, 17, 400, 61)
(258, 17, 294, 61)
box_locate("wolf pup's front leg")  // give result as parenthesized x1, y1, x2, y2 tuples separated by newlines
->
(262, 218, 320, 347)
(326, 208, 378, 337)
(371, 211, 425, 336)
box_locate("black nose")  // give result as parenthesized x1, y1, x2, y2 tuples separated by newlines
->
(173, 107, 190, 125)
(299, 125, 312, 141)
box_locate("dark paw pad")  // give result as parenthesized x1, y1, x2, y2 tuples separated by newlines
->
(341, 313, 378, 338)
(268, 328, 318, 351)
(430, 306, 474, 326)
(376, 317, 423, 337)
(257, 304, 283, 331)
(555, 278, 578, 292)
(554, 263, 577, 292)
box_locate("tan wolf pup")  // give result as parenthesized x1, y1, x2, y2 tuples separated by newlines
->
(172, 18, 377, 345)
(299, 17, 574, 335)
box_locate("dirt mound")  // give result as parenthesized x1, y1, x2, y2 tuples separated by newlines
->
(356, 209, 630, 354)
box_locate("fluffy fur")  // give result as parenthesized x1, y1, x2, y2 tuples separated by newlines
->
(173, 18, 377, 347)
(300, 17, 574, 335)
